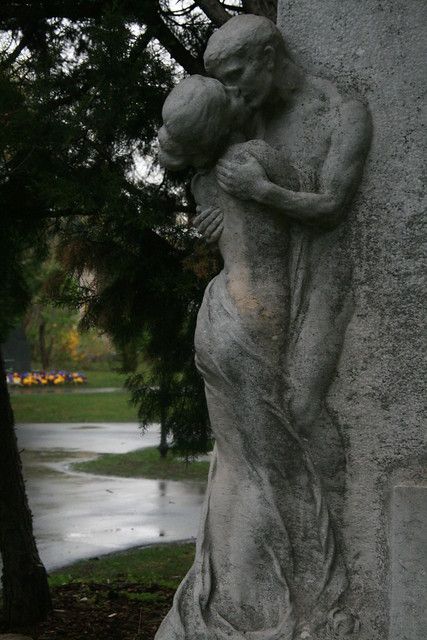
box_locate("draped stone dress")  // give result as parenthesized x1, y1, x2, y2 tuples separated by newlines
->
(155, 141, 347, 640)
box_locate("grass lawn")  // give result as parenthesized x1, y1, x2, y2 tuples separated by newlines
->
(29, 544, 195, 639)
(72, 446, 210, 482)
(50, 542, 195, 591)
(11, 391, 138, 423)
(84, 370, 127, 388)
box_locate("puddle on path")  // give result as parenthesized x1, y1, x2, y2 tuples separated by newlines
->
(14, 423, 205, 571)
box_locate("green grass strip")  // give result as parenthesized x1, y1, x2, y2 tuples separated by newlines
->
(72, 446, 210, 482)
(84, 370, 127, 388)
(49, 542, 195, 590)
(11, 391, 138, 423)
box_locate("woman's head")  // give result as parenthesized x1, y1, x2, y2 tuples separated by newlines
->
(158, 75, 233, 170)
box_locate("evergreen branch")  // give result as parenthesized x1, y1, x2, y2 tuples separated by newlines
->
(0, 1, 204, 74)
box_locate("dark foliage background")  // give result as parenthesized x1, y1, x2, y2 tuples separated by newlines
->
(0, 1, 277, 454)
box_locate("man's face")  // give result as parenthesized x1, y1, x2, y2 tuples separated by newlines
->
(212, 47, 275, 111)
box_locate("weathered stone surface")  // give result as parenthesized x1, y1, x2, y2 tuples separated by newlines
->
(389, 485, 427, 640)
(154, 4, 424, 639)
(156, 12, 372, 640)
(277, 1, 426, 638)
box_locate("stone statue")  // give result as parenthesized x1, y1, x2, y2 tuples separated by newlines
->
(198, 14, 372, 452)
(155, 15, 371, 640)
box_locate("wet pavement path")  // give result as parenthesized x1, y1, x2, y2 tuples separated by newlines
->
(10, 386, 126, 395)
(15, 423, 205, 571)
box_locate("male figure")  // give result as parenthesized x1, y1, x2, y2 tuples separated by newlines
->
(196, 15, 372, 465)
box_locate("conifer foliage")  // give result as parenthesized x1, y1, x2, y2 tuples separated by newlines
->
(0, 0, 277, 631)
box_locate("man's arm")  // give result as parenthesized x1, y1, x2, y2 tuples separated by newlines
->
(191, 171, 224, 244)
(217, 99, 372, 229)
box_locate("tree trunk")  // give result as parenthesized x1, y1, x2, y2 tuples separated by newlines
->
(158, 381, 169, 458)
(38, 319, 50, 370)
(0, 348, 52, 632)
(118, 340, 139, 374)
(158, 405, 169, 458)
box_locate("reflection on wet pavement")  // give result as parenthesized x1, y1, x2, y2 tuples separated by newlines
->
(17, 421, 152, 454)
(15, 422, 205, 571)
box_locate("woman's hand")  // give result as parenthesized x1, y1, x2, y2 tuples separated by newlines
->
(193, 205, 224, 244)
(216, 155, 268, 201)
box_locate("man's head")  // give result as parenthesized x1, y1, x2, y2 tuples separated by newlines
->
(204, 15, 289, 110)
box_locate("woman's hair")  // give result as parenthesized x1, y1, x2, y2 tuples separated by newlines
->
(158, 75, 232, 170)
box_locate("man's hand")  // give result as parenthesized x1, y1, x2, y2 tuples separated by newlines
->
(216, 155, 268, 201)
(193, 205, 224, 244)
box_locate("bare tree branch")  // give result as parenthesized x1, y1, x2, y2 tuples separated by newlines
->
(140, 1, 204, 73)
(1, 34, 29, 67)
(242, 0, 277, 22)
(150, 20, 203, 73)
(162, 3, 198, 18)
(127, 26, 155, 64)
(195, 0, 231, 26)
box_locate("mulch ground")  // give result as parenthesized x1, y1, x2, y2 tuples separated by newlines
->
(34, 582, 174, 640)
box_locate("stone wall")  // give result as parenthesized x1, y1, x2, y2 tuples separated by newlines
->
(277, 2, 425, 638)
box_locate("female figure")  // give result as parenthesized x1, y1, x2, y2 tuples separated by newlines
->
(155, 75, 347, 640)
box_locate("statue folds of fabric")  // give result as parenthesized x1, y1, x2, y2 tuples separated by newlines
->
(155, 15, 371, 640)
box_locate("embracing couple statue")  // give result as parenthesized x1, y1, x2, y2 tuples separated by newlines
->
(156, 14, 371, 640)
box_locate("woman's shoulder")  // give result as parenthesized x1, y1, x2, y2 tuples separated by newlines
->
(223, 140, 299, 192)
(222, 139, 271, 162)
(191, 169, 218, 206)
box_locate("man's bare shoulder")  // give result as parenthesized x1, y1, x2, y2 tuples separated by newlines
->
(338, 97, 372, 145)
(313, 76, 368, 110)
(312, 75, 371, 136)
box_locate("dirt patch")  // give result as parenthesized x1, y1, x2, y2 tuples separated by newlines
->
(35, 583, 173, 639)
